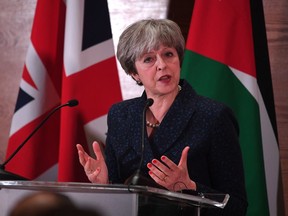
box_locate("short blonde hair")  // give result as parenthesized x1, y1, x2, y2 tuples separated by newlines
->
(116, 19, 185, 76)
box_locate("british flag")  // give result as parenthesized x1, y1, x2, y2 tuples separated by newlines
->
(5, 0, 122, 182)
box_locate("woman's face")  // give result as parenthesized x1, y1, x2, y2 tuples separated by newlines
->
(133, 44, 181, 97)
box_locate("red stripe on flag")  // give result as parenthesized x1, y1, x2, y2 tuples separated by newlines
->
(58, 105, 88, 182)
(6, 111, 60, 179)
(31, 0, 66, 94)
(186, 0, 256, 77)
(62, 57, 122, 122)
(22, 65, 37, 90)
(58, 57, 122, 182)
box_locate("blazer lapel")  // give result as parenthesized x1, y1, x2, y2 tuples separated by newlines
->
(126, 97, 155, 163)
(125, 82, 198, 162)
(153, 83, 198, 155)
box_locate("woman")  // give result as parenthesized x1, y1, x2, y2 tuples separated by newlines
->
(77, 19, 247, 215)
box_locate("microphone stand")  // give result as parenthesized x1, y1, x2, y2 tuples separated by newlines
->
(125, 99, 162, 188)
(0, 99, 79, 180)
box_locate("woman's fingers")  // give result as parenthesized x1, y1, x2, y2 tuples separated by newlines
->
(76, 142, 109, 184)
(76, 144, 88, 166)
(92, 141, 104, 161)
(178, 146, 190, 167)
(147, 163, 165, 181)
(147, 146, 192, 190)
(76, 143, 84, 152)
(160, 155, 178, 171)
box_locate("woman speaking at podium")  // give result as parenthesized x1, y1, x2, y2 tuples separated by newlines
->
(76, 19, 247, 216)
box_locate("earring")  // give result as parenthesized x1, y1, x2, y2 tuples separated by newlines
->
(136, 80, 142, 85)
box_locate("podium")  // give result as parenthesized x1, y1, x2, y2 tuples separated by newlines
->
(0, 181, 229, 216)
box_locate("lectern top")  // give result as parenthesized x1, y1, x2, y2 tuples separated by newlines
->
(0, 181, 229, 209)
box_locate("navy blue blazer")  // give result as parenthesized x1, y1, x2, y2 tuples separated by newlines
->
(105, 79, 247, 215)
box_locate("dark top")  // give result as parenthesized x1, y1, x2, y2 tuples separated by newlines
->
(105, 79, 247, 215)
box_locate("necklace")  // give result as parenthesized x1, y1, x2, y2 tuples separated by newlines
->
(146, 85, 181, 129)
(146, 120, 160, 128)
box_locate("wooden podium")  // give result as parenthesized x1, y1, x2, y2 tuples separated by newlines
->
(0, 181, 229, 216)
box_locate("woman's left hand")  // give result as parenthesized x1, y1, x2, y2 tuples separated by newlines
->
(147, 146, 196, 192)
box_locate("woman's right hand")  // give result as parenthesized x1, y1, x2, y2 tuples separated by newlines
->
(76, 141, 109, 184)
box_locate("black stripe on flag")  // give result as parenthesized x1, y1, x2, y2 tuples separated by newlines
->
(82, 0, 113, 51)
(250, 0, 278, 139)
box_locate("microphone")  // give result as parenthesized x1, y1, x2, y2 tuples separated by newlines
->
(0, 99, 79, 180)
(125, 98, 162, 188)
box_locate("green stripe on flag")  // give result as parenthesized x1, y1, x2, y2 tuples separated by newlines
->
(181, 50, 269, 215)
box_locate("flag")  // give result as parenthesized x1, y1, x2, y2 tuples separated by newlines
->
(181, 0, 280, 215)
(5, 0, 122, 182)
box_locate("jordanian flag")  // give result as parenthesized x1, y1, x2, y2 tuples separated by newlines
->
(181, 0, 280, 215)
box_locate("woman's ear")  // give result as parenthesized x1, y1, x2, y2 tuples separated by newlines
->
(131, 72, 138, 79)
(131, 73, 140, 82)
(131, 73, 143, 86)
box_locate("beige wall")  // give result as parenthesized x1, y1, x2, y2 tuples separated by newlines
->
(0, 0, 287, 214)
(0, 0, 37, 160)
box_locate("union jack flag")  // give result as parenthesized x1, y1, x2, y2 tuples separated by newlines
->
(5, 0, 122, 182)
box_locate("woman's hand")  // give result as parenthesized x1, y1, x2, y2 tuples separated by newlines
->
(76, 141, 109, 184)
(147, 146, 196, 191)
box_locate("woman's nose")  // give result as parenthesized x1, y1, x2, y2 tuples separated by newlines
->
(156, 56, 166, 71)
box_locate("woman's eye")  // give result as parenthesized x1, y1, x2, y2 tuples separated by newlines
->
(144, 57, 153, 63)
(165, 51, 174, 57)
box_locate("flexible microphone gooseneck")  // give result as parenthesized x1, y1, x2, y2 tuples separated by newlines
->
(125, 98, 162, 187)
(139, 98, 154, 172)
(0, 99, 79, 180)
